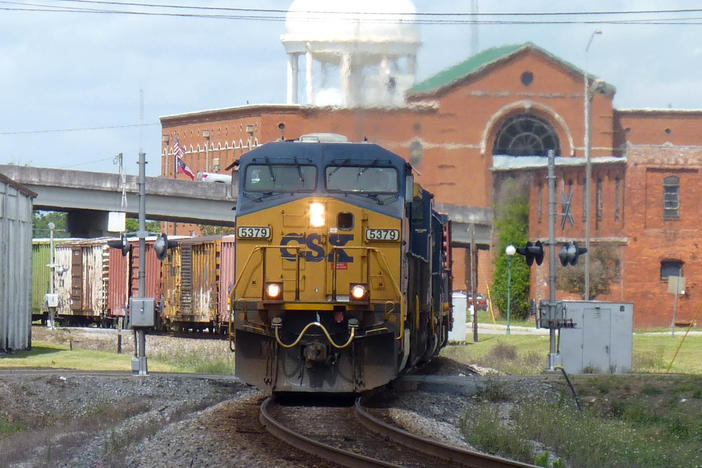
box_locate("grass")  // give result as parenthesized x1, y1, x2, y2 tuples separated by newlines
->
(451, 332, 702, 468)
(463, 379, 702, 468)
(441, 332, 702, 375)
(633, 334, 702, 374)
(148, 346, 235, 374)
(0, 341, 234, 374)
(441, 334, 549, 375)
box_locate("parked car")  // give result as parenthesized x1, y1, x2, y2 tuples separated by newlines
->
(197, 172, 232, 183)
(467, 293, 488, 311)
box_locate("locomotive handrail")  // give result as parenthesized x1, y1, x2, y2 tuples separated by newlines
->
(274, 321, 357, 349)
(330, 245, 407, 345)
(368, 248, 406, 343)
(230, 245, 302, 301)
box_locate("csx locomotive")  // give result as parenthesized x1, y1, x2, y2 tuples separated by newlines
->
(230, 134, 452, 393)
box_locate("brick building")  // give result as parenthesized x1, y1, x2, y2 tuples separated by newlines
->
(160, 43, 702, 328)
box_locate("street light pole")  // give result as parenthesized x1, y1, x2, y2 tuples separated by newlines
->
(505, 244, 516, 335)
(584, 29, 602, 301)
(203, 130, 210, 173)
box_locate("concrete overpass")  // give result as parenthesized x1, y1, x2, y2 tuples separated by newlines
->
(0, 164, 492, 245)
(0, 164, 237, 236)
(435, 203, 492, 248)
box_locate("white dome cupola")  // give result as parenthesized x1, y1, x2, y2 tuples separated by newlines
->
(281, 0, 421, 107)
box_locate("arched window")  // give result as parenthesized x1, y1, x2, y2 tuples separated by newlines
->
(663, 176, 679, 218)
(493, 113, 560, 156)
(661, 259, 683, 281)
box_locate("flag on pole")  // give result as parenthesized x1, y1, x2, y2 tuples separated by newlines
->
(176, 157, 195, 180)
(172, 135, 195, 180)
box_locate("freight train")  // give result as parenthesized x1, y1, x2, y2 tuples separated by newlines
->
(230, 134, 452, 393)
(31, 235, 236, 332)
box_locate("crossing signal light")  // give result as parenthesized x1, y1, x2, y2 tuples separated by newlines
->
(559, 242, 587, 266)
(516, 241, 544, 266)
(154, 233, 178, 261)
(107, 234, 131, 256)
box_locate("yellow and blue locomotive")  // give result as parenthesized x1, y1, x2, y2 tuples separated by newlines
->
(230, 135, 452, 393)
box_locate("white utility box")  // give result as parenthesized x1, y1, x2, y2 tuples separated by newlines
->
(448, 292, 467, 342)
(559, 301, 633, 374)
(44, 293, 59, 308)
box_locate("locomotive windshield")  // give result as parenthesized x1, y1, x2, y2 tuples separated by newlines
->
(325, 166, 398, 193)
(244, 164, 317, 192)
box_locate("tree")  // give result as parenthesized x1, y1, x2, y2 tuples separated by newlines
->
(125, 218, 161, 234)
(491, 179, 531, 320)
(33, 211, 69, 238)
(557, 244, 620, 299)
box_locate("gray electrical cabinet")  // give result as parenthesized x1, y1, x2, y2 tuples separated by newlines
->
(129, 297, 155, 328)
(559, 301, 633, 374)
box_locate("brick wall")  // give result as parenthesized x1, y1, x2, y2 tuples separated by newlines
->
(159, 47, 702, 327)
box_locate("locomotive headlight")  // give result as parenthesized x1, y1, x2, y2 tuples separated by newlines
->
(264, 282, 283, 302)
(309, 202, 325, 227)
(349, 283, 369, 303)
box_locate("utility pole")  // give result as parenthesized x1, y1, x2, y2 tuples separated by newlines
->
(131, 90, 153, 376)
(470, 225, 478, 342)
(547, 149, 558, 370)
(584, 29, 602, 301)
(130, 150, 150, 376)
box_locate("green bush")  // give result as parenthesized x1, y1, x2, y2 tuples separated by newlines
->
(492, 183, 531, 320)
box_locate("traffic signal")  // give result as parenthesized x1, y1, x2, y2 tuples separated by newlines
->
(107, 234, 131, 256)
(154, 232, 178, 261)
(559, 241, 587, 266)
(516, 241, 544, 266)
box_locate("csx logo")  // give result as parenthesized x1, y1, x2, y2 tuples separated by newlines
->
(281, 233, 354, 263)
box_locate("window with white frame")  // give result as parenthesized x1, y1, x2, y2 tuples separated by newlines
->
(663, 176, 680, 218)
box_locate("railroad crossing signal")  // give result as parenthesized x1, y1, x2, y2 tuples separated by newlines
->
(516, 241, 544, 266)
(559, 241, 587, 266)
(107, 233, 131, 256)
(154, 233, 178, 261)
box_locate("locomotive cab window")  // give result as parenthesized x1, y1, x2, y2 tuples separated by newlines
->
(326, 166, 398, 193)
(245, 164, 316, 192)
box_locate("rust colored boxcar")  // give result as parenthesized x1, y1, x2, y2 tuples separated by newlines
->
(107, 245, 129, 320)
(161, 236, 224, 332)
(107, 237, 164, 326)
(128, 238, 163, 307)
(218, 235, 236, 328)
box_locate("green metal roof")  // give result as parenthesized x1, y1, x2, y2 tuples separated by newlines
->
(409, 42, 615, 97)
(410, 43, 527, 95)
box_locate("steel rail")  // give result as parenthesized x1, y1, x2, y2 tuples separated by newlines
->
(354, 397, 538, 468)
(259, 397, 398, 468)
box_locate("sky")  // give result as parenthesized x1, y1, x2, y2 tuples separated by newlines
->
(1, 0, 702, 177)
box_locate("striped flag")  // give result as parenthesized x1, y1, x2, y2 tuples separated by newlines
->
(172, 135, 194, 180)
(172, 135, 186, 159)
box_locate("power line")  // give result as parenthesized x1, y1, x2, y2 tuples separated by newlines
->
(0, 122, 160, 135)
(49, 1, 702, 17)
(58, 155, 116, 169)
(2, 1, 702, 25)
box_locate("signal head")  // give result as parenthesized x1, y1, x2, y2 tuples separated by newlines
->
(108, 234, 131, 257)
(154, 233, 177, 261)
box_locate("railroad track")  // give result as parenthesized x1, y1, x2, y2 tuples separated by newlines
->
(259, 396, 536, 468)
